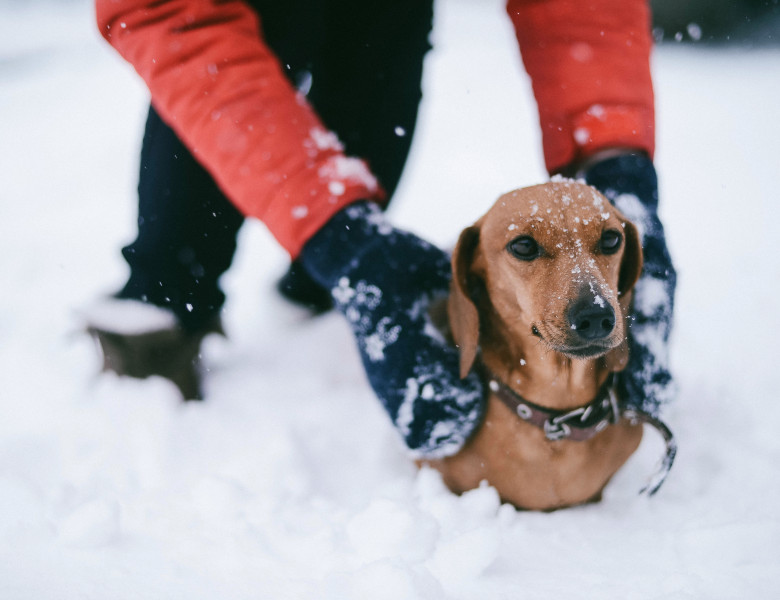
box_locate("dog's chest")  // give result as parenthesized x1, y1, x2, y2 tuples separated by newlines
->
(442, 395, 643, 510)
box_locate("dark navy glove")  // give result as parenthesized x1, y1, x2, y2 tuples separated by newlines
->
(578, 152, 677, 416)
(299, 202, 485, 457)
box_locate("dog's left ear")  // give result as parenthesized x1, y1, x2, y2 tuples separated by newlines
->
(448, 223, 482, 379)
(618, 219, 643, 296)
(605, 218, 642, 372)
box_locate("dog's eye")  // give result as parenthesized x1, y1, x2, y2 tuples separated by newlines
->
(507, 236, 541, 261)
(600, 230, 623, 254)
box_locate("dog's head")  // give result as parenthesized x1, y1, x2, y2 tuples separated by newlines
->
(449, 181, 642, 378)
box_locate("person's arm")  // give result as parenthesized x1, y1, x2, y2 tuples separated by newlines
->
(95, 0, 382, 257)
(507, 0, 675, 416)
(506, 0, 655, 172)
(96, 0, 486, 456)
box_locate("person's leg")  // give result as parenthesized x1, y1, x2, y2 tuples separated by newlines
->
(88, 107, 244, 398)
(248, 0, 433, 198)
(306, 0, 434, 199)
(118, 107, 244, 332)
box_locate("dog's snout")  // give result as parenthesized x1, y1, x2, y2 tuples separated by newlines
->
(567, 297, 616, 341)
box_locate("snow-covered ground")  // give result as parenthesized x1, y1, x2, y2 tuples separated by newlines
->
(2, 0, 780, 597)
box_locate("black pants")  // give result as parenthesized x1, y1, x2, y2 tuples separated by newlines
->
(118, 0, 434, 330)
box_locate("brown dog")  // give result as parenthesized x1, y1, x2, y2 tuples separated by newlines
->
(422, 180, 645, 510)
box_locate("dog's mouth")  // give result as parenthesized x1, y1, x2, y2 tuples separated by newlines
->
(558, 343, 615, 359)
(531, 324, 617, 359)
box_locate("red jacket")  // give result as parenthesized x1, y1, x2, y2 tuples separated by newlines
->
(95, 0, 654, 257)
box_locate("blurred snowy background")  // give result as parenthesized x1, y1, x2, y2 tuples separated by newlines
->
(1, 0, 779, 598)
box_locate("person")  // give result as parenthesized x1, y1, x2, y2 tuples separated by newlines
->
(88, 0, 676, 459)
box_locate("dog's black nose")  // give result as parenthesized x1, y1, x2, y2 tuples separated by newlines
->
(568, 298, 616, 340)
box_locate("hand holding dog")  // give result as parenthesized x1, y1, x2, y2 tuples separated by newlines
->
(579, 153, 677, 417)
(300, 202, 485, 458)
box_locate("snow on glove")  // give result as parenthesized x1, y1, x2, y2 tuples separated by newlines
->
(299, 202, 485, 458)
(581, 152, 677, 416)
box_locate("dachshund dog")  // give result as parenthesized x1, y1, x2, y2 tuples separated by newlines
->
(423, 180, 645, 510)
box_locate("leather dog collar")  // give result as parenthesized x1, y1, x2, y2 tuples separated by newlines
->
(481, 364, 677, 495)
(485, 371, 620, 442)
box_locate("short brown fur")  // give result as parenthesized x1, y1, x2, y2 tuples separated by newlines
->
(422, 181, 644, 510)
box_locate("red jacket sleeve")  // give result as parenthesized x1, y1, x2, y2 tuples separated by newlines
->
(506, 0, 655, 173)
(95, 0, 383, 257)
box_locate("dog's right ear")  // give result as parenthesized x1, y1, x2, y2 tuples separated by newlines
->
(448, 223, 482, 379)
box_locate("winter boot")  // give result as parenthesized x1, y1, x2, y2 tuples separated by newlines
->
(85, 299, 222, 400)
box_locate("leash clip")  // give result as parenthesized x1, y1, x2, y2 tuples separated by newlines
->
(542, 400, 612, 441)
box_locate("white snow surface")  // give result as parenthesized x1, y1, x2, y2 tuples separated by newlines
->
(2, 0, 780, 597)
